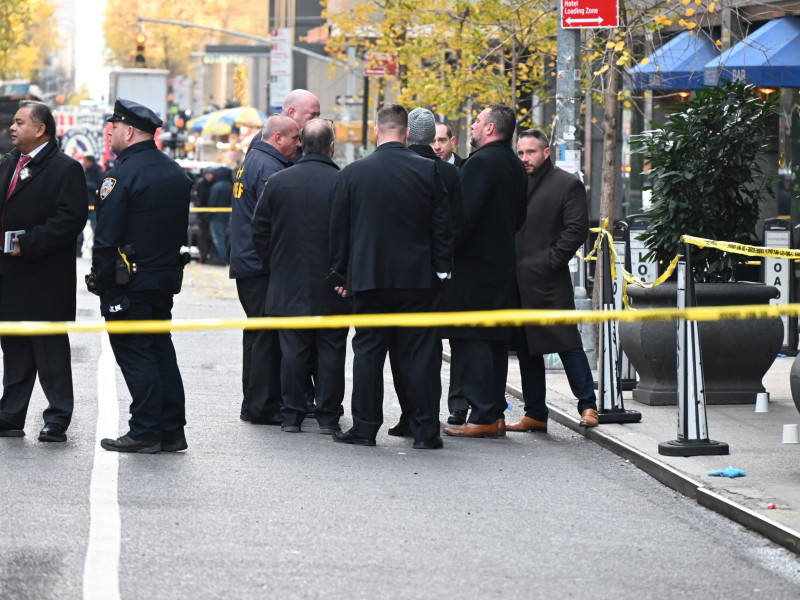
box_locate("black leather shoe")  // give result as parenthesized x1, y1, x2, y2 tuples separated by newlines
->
(387, 421, 411, 437)
(161, 438, 188, 452)
(0, 420, 24, 437)
(413, 437, 444, 450)
(100, 434, 161, 454)
(249, 416, 283, 426)
(38, 423, 67, 442)
(447, 409, 467, 425)
(239, 411, 251, 422)
(332, 429, 376, 446)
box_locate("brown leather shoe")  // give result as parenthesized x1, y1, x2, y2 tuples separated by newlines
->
(444, 419, 502, 439)
(580, 409, 599, 427)
(497, 418, 506, 437)
(506, 416, 548, 433)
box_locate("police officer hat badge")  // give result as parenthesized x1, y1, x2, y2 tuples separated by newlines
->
(107, 98, 163, 134)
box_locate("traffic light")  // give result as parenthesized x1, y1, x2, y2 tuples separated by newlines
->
(135, 32, 146, 65)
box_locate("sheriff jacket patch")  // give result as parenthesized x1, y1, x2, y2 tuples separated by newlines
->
(99, 178, 116, 200)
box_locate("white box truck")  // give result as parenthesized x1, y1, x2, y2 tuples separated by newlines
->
(108, 68, 170, 122)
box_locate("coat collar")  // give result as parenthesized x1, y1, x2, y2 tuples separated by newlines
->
(3, 138, 60, 197)
(296, 153, 339, 170)
(250, 138, 294, 168)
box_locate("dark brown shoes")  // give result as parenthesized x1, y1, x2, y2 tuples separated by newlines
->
(580, 409, 599, 427)
(506, 416, 548, 433)
(443, 418, 504, 439)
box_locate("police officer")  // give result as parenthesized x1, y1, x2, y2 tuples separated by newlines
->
(88, 98, 192, 454)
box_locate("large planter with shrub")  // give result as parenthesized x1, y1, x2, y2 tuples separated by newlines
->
(620, 282, 782, 405)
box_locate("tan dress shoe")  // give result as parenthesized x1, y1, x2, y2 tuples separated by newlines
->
(443, 419, 502, 438)
(579, 409, 599, 427)
(497, 418, 506, 437)
(506, 416, 548, 433)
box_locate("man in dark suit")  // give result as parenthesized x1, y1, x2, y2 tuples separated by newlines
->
(90, 98, 192, 453)
(442, 104, 527, 439)
(230, 115, 300, 424)
(432, 122, 463, 167)
(387, 107, 462, 438)
(508, 129, 598, 432)
(0, 100, 88, 442)
(329, 104, 453, 449)
(251, 119, 349, 433)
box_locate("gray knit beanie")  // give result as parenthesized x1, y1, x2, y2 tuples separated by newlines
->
(407, 108, 436, 145)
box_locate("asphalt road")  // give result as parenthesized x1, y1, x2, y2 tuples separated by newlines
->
(2, 260, 800, 599)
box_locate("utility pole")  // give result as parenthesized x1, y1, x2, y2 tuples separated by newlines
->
(554, 19, 582, 176)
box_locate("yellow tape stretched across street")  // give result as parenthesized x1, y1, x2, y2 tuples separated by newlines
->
(0, 303, 798, 336)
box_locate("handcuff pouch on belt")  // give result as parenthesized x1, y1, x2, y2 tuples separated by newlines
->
(115, 244, 135, 285)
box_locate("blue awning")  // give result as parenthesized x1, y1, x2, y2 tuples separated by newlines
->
(627, 31, 719, 90)
(704, 17, 800, 87)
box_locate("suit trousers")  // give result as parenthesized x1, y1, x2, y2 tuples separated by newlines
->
(513, 327, 597, 420)
(235, 275, 281, 422)
(351, 288, 441, 443)
(450, 338, 508, 424)
(106, 278, 185, 443)
(279, 328, 347, 428)
(0, 334, 74, 428)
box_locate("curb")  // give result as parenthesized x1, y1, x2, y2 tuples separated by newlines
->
(442, 352, 800, 555)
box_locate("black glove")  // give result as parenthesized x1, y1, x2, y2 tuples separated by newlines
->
(85, 272, 102, 296)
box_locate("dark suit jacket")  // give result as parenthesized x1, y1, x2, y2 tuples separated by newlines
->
(251, 153, 349, 316)
(0, 138, 88, 321)
(330, 141, 452, 293)
(443, 140, 527, 340)
(516, 159, 589, 355)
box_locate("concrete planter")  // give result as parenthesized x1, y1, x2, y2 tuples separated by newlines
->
(619, 282, 782, 405)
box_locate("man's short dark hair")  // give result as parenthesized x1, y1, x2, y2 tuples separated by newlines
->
(519, 128, 549, 151)
(440, 123, 454, 139)
(485, 104, 516, 141)
(19, 100, 56, 137)
(301, 119, 334, 155)
(376, 104, 408, 131)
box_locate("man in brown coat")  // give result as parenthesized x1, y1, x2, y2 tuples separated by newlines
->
(508, 129, 598, 432)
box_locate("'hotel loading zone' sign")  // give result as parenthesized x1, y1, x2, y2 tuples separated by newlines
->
(561, 0, 619, 28)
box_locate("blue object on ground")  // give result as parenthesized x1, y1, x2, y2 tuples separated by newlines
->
(708, 466, 747, 478)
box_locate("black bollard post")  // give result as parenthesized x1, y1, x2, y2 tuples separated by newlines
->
(598, 232, 642, 424)
(658, 243, 729, 456)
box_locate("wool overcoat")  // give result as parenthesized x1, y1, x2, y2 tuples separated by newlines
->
(0, 139, 88, 321)
(515, 159, 589, 355)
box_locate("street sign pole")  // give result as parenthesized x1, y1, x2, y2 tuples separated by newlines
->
(555, 16, 582, 177)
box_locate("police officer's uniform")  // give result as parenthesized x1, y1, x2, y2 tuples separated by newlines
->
(90, 99, 192, 453)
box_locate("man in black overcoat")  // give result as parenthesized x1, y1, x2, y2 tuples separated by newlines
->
(329, 104, 453, 449)
(387, 107, 462, 438)
(0, 100, 88, 442)
(251, 119, 350, 433)
(442, 104, 527, 439)
(508, 129, 598, 432)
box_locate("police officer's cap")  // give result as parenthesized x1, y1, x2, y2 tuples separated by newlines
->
(107, 98, 163, 134)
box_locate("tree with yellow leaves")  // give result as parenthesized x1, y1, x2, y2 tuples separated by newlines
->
(102, 0, 260, 76)
(324, 0, 556, 127)
(0, 0, 60, 81)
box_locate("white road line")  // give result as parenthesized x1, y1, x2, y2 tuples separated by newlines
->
(83, 332, 122, 600)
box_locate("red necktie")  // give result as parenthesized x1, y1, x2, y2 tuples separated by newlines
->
(7, 155, 31, 199)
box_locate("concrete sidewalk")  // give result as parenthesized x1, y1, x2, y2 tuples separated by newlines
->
(501, 353, 800, 554)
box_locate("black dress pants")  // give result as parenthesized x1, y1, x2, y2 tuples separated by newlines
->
(449, 338, 508, 424)
(0, 334, 74, 428)
(279, 328, 347, 428)
(351, 288, 441, 443)
(235, 275, 281, 422)
(105, 272, 185, 443)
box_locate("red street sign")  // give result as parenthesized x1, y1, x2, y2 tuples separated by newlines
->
(561, 0, 619, 28)
(364, 52, 398, 77)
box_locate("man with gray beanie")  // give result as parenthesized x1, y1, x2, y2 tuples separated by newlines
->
(386, 108, 464, 438)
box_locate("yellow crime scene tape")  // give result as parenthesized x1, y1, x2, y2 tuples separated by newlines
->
(36, 219, 791, 336)
(0, 303, 798, 336)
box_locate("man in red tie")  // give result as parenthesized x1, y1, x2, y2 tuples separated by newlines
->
(0, 100, 88, 442)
